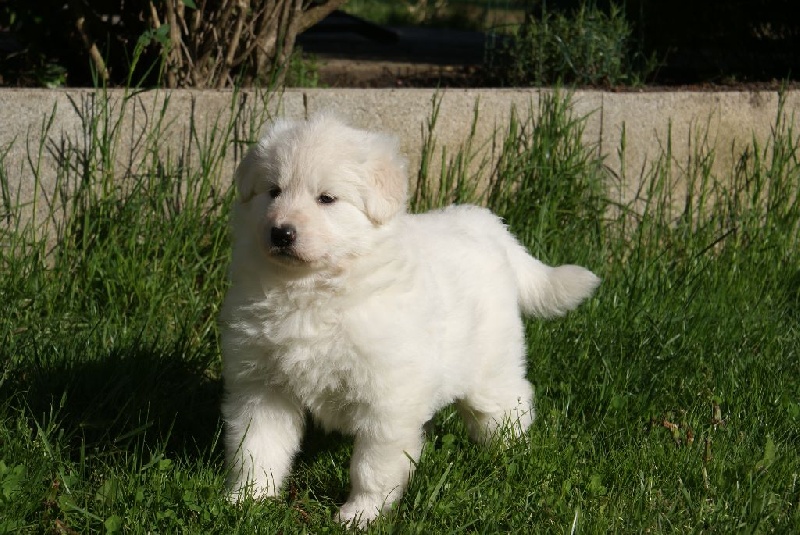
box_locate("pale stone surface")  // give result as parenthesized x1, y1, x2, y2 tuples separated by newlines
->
(1, 88, 796, 237)
(598, 91, 782, 207)
(0, 89, 304, 234)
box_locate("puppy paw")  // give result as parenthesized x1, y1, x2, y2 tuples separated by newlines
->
(336, 497, 382, 528)
(226, 480, 278, 504)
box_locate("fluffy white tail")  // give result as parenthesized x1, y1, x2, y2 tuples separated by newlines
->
(506, 243, 600, 318)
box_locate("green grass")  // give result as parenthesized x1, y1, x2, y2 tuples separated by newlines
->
(1, 89, 799, 533)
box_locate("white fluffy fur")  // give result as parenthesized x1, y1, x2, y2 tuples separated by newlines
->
(220, 115, 600, 526)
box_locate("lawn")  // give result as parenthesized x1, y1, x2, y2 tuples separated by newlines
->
(1, 90, 798, 533)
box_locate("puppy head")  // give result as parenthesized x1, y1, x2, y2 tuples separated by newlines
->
(233, 115, 408, 270)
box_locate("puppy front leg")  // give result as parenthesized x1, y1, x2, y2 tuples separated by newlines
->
(338, 431, 423, 526)
(222, 387, 305, 500)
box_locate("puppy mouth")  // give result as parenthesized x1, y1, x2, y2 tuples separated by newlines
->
(266, 245, 323, 268)
(268, 246, 306, 262)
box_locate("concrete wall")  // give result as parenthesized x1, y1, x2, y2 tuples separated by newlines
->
(1, 88, 797, 232)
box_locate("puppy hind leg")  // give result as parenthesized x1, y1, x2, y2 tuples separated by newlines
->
(457, 377, 534, 445)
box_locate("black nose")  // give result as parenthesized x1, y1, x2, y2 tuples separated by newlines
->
(270, 224, 296, 247)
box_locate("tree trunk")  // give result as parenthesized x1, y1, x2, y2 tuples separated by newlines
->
(147, 0, 348, 89)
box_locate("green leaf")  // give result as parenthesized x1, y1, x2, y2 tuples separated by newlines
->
(0, 461, 26, 500)
(95, 478, 119, 505)
(104, 515, 124, 533)
(754, 435, 777, 472)
(441, 434, 457, 450)
(587, 474, 607, 496)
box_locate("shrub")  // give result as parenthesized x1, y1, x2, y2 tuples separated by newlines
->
(487, 2, 656, 87)
(0, 0, 346, 88)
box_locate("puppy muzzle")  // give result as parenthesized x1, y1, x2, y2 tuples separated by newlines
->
(270, 224, 297, 248)
(265, 223, 308, 264)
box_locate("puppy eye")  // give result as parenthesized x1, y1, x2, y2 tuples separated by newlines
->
(269, 187, 282, 199)
(318, 193, 336, 205)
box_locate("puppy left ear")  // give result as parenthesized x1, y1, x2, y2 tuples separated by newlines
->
(363, 135, 408, 225)
(235, 119, 296, 203)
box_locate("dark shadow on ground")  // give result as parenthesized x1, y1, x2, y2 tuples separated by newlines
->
(2, 343, 224, 462)
(1, 339, 364, 504)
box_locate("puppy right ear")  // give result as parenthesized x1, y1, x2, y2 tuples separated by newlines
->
(235, 119, 295, 203)
(362, 134, 409, 224)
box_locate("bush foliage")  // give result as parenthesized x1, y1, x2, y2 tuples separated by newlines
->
(1, 0, 797, 87)
(0, 0, 346, 88)
(487, 2, 656, 87)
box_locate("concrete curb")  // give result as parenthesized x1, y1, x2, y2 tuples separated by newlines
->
(1, 88, 797, 231)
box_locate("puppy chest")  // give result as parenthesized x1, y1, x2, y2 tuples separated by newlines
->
(230, 297, 386, 429)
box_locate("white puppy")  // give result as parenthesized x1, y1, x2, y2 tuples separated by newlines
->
(220, 115, 599, 526)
